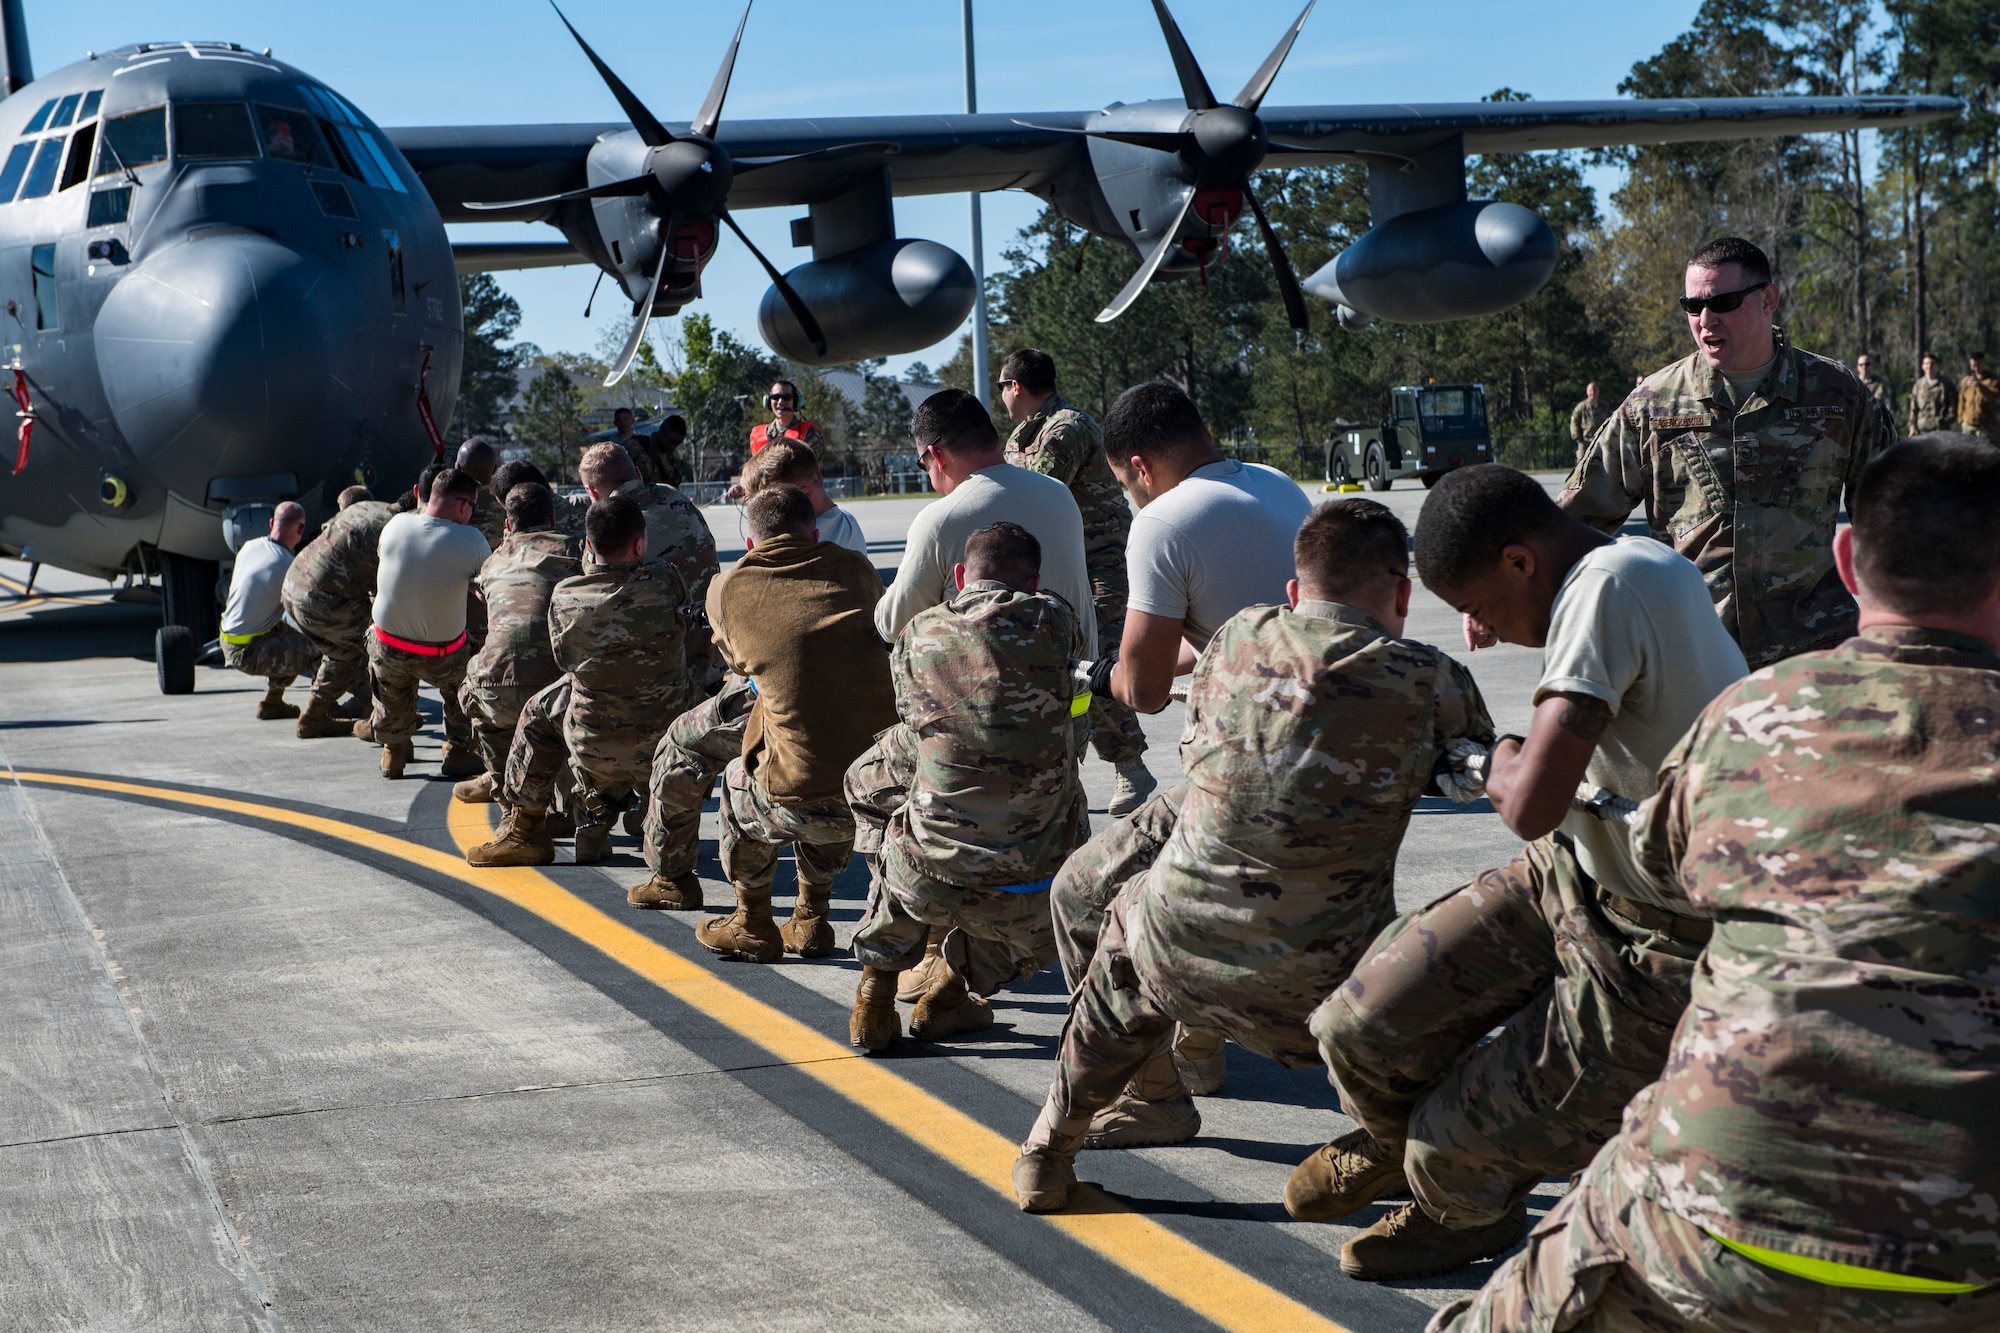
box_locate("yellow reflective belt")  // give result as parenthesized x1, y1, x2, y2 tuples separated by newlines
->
(1709, 1232, 1986, 1294)
(1071, 690, 1091, 718)
(219, 629, 263, 646)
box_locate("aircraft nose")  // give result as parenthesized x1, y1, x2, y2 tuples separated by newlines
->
(94, 234, 342, 479)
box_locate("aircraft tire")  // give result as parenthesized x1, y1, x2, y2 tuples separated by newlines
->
(157, 626, 196, 695)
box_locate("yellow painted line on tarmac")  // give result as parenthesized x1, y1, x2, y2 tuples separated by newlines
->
(11, 769, 1353, 1333)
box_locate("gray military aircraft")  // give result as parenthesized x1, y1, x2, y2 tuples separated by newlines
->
(0, 0, 1958, 692)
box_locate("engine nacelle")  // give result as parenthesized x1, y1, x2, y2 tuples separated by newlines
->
(758, 238, 976, 367)
(1302, 201, 1557, 325)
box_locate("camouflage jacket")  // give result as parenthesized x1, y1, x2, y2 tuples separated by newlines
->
(282, 499, 395, 608)
(1858, 371, 1892, 415)
(1569, 396, 1611, 446)
(549, 559, 689, 769)
(558, 478, 721, 681)
(1559, 335, 1894, 667)
(470, 487, 506, 550)
(1909, 373, 1952, 435)
(1620, 625, 2000, 1286)
(1126, 602, 1494, 1065)
(883, 581, 1085, 891)
(1005, 394, 1131, 588)
(465, 528, 582, 690)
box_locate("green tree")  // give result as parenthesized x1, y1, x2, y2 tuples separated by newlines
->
(448, 273, 522, 440)
(513, 355, 591, 485)
(661, 313, 782, 483)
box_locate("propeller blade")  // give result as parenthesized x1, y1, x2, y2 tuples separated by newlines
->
(691, 1, 751, 140)
(1232, 0, 1315, 112)
(718, 207, 827, 357)
(1148, 0, 1217, 111)
(464, 172, 655, 212)
(1096, 186, 1198, 324)
(605, 221, 675, 388)
(550, 0, 675, 148)
(1007, 119, 1191, 154)
(1245, 185, 1310, 335)
(733, 141, 903, 173)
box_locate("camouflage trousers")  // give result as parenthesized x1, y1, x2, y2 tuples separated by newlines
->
(845, 728, 1060, 996)
(222, 627, 320, 685)
(641, 676, 756, 878)
(716, 756, 855, 892)
(1087, 581, 1148, 767)
(1311, 835, 1703, 1231)
(1433, 1142, 1999, 1333)
(1052, 781, 1188, 988)
(282, 591, 369, 704)
(460, 677, 546, 785)
(1048, 886, 1184, 1121)
(501, 678, 655, 821)
(367, 632, 472, 750)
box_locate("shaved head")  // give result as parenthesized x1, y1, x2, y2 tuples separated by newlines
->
(580, 441, 639, 494)
(271, 501, 307, 548)
(456, 436, 499, 486)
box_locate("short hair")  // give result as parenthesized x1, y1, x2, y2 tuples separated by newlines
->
(413, 462, 446, 506)
(770, 378, 800, 398)
(1688, 236, 1772, 286)
(744, 484, 815, 543)
(504, 482, 556, 530)
(1001, 347, 1057, 395)
(1103, 381, 1210, 464)
(585, 493, 646, 558)
(1412, 464, 1571, 594)
(659, 415, 687, 442)
(430, 467, 478, 503)
(911, 387, 998, 455)
(962, 521, 1042, 590)
(1851, 433, 2000, 616)
(492, 459, 549, 499)
(744, 438, 819, 493)
(336, 484, 372, 509)
(1856, 351, 1874, 361)
(579, 441, 639, 490)
(1295, 500, 1409, 602)
(613, 406, 635, 422)
(1974, 351, 1990, 363)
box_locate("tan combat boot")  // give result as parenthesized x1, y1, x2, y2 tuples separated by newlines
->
(627, 872, 702, 910)
(572, 822, 613, 865)
(379, 740, 414, 779)
(1284, 1127, 1408, 1222)
(779, 880, 836, 958)
(1107, 759, 1157, 818)
(1338, 1201, 1529, 1282)
(849, 965, 903, 1051)
(1082, 1039, 1200, 1148)
(1012, 1097, 1095, 1213)
(695, 883, 784, 963)
(895, 928, 944, 1003)
(439, 742, 483, 779)
(295, 697, 350, 739)
(1173, 1024, 1228, 1096)
(908, 958, 993, 1041)
(256, 683, 299, 721)
(331, 692, 370, 721)
(622, 805, 644, 838)
(452, 772, 497, 804)
(351, 716, 377, 743)
(467, 808, 556, 867)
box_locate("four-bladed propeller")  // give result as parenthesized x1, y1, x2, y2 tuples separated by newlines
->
(468, 1, 833, 384)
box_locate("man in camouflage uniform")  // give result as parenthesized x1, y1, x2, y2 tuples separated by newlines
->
(284, 485, 393, 738)
(468, 494, 688, 867)
(1000, 347, 1153, 817)
(1909, 351, 1951, 435)
(607, 408, 663, 485)
(1435, 434, 2000, 1333)
(1855, 351, 1892, 415)
(1296, 465, 1748, 1281)
(1012, 500, 1495, 1212)
(846, 522, 1088, 1051)
(1567, 382, 1610, 460)
(451, 482, 582, 805)
(1559, 236, 1895, 668)
(1958, 352, 1999, 444)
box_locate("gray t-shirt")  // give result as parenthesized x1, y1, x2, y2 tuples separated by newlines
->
(374, 511, 493, 643)
(815, 503, 869, 558)
(1537, 536, 1748, 904)
(1126, 459, 1314, 648)
(220, 536, 293, 638)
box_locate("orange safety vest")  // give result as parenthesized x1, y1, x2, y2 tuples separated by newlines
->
(750, 419, 819, 455)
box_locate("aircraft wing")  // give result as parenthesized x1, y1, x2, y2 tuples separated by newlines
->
(390, 94, 1958, 225)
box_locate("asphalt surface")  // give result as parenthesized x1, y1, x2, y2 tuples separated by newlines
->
(0, 475, 1564, 1332)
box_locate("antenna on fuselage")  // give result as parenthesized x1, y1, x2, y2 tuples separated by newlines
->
(0, 0, 31, 99)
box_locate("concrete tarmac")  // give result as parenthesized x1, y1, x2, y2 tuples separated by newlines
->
(0, 476, 1564, 1332)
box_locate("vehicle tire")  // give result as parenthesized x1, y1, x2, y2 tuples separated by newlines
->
(1333, 455, 1353, 486)
(157, 626, 195, 695)
(1421, 471, 1441, 489)
(1365, 445, 1391, 491)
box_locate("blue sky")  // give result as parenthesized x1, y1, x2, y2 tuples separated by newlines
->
(23, 1, 1704, 375)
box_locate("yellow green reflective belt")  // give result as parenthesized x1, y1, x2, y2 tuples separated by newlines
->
(1071, 691, 1091, 718)
(1709, 1232, 1986, 1294)
(219, 629, 263, 646)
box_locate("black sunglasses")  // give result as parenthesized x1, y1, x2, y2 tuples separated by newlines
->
(1678, 281, 1769, 316)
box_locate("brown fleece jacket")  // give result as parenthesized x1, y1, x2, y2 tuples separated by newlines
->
(708, 533, 897, 803)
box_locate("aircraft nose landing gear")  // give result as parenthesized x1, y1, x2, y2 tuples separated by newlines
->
(156, 551, 220, 695)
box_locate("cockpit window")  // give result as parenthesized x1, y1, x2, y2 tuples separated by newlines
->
(0, 143, 30, 202)
(78, 90, 102, 121)
(96, 107, 167, 177)
(254, 105, 335, 168)
(21, 99, 54, 134)
(297, 83, 407, 194)
(19, 136, 64, 199)
(48, 94, 80, 129)
(174, 102, 260, 161)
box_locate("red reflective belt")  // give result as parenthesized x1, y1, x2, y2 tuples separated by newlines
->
(372, 625, 467, 657)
